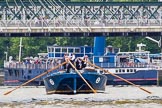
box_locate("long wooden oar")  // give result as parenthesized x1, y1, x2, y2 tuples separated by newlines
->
(68, 60, 96, 93)
(3, 61, 67, 95)
(81, 59, 152, 94)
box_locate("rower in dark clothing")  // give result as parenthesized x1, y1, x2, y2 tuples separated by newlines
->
(81, 55, 88, 68)
(75, 58, 82, 70)
(63, 53, 68, 70)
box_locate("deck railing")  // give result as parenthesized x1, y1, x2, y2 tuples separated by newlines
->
(4, 61, 62, 70)
(4, 60, 159, 70)
(93, 62, 158, 70)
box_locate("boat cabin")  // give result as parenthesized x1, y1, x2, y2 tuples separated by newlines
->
(47, 45, 93, 59)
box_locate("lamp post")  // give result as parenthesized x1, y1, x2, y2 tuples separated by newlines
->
(146, 36, 162, 68)
(4, 51, 8, 61)
(145, 36, 161, 51)
(146, 36, 161, 47)
(19, 37, 23, 62)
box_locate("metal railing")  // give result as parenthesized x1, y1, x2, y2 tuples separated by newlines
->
(94, 62, 158, 69)
(4, 60, 161, 70)
(4, 61, 62, 70)
(0, 19, 162, 28)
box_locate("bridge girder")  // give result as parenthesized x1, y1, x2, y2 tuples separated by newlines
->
(0, 1, 162, 37)
(0, 2, 162, 20)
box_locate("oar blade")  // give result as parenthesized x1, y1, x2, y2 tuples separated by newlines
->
(140, 87, 152, 94)
(82, 59, 152, 94)
(3, 90, 13, 95)
(3, 62, 67, 95)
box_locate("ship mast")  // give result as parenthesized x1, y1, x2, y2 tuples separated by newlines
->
(18, 37, 22, 62)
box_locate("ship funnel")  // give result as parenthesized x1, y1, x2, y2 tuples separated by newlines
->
(93, 37, 105, 56)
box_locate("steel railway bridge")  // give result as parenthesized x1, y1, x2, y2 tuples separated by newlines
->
(1, 1, 162, 37)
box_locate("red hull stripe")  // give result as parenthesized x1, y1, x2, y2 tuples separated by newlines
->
(114, 78, 157, 81)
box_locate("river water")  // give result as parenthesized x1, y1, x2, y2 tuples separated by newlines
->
(0, 86, 162, 108)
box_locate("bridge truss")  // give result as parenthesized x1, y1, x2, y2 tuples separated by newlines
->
(0, 1, 162, 37)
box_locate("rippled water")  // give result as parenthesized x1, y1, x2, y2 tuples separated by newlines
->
(1, 100, 162, 108)
(0, 86, 162, 108)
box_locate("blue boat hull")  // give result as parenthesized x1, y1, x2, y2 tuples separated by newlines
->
(43, 72, 107, 94)
(104, 70, 158, 85)
(3, 68, 158, 86)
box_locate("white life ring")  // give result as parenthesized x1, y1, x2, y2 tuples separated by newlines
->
(96, 77, 100, 84)
(49, 79, 55, 85)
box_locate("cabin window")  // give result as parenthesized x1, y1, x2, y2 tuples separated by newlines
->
(62, 48, 67, 53)
(28, 70, 32, 74)
(122, 69, 125, 72)
(119, 69, 121, 72)
(127, 69, 129, 72)
(134, 69, 136, 72)
(52, 48, 54, 52)
(75, 48, 80, 53)
(22, 70, 24, 76)
(27, 76, 31, 79)
(130, 69, 133, 72)
(55, 48, 60, 52)
(104, 57, 110, 63)
(68, 48, 73, 53)
(115, 70, 118, 73)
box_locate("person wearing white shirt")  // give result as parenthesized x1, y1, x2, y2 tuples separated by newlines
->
(67, 53, 76, 73)
(71, 53, 76, 62)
